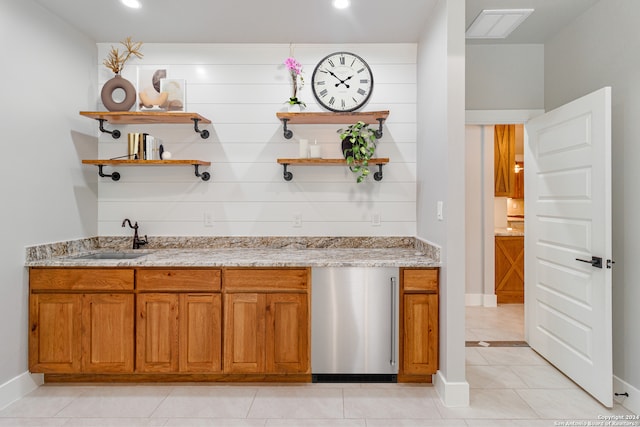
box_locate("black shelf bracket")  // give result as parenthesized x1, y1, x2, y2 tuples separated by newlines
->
(375, 118, 385, 139)
(97, 119, 121, 139)
(373, 163, 384, 181)
(279, 162, 385, 182)
(191, 118, 210, 139)
(280, 118, 293, 139)
(282, 163, 293, 181)
(194, 164, 211, 181)
(97, 165, 120, 181)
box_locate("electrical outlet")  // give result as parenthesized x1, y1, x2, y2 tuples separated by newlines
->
(293, 212, 302, 228)
(372, 213, 381, 226)
(204, 212, 214, 227)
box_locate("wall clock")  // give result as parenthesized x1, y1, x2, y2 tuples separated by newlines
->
(311, 52, 373, 112)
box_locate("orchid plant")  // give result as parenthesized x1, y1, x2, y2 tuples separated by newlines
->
(284, 56, 305, 106)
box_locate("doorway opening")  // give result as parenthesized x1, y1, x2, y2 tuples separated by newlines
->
(465, 123, 525, 347)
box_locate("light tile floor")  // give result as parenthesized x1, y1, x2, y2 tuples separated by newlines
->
(1, 304, 635, 426)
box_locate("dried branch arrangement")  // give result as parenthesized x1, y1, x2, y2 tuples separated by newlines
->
(103, 36, 143, 74)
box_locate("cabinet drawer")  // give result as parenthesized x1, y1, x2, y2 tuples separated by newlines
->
(137, 269, 221, 292)
(402, 269, 438, 293)
(30, 268, 134, 291)
(224, 268, 309, 292)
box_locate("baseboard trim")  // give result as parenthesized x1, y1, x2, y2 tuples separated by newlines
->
(0, 371, 43, 411)
(465, 293, 483, 306)
(613, 375, 640, 415)
(465, 293, 497, 307)
(483, 294, 497, 307)
(434, 370, 469, 407)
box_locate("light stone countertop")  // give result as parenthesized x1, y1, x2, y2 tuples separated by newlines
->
(495, 228, 525, 237)
(26, 247, 440, 268)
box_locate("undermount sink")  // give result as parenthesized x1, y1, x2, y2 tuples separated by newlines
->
(73, 252, 148, 260)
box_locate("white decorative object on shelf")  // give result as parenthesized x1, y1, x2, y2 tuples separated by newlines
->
(299, 139, 309, 158)
(309, 141, 322, 158)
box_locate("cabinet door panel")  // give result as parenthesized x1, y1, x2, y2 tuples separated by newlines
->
(402, 269, 438, 292)
(82, 294, 134, 373)
(494, 124, 516, 197)
(136, 294, 179, 373)
(137, 269, 221, 292)
(402, 293, 438, 375)
(30, 268, 134, 291)
(179, 294, 222, 373)
(224, 268, 309, 292)
(29, 294, 81, 373)
(495, 236, 525, 303)
(223, 293, 266, 373)
(266, 294, 309, 373)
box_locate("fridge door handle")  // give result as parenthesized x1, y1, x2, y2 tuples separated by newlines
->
(390, 276, 397, 366)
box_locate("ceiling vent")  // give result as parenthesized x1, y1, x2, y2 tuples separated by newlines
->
(466, 9, 534, 39)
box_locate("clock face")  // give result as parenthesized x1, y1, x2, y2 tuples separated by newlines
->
(311, 52, 373, 112)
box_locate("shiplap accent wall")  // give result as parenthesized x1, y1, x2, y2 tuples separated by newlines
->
(95, 43, 417, 237)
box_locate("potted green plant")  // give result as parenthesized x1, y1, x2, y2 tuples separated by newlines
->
(338, 121, 377, 183)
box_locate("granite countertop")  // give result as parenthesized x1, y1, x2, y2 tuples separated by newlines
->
(26, 247, 440, 268)
(495, 228, 525, 237)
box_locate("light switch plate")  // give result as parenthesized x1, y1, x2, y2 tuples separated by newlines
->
(293, 212, 302, 228)
(204, 212, 214, 227)
(437, 201, 444, 221)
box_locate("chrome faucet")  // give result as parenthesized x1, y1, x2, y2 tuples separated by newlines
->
(121, 218, 148, 249)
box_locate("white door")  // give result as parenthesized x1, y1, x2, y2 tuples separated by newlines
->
(525, 87, 612, 407)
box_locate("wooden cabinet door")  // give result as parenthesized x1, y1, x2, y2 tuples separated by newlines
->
(513, 162, 524, 199)
(223, 293, 266, 373)
(402, 293, 438, 375)
(29, 293, 82, 373)
(136, 293, 179, 373)
(179, 293, 222, 373)
(495, 236, 525, 303)
(81, 294, 134, 373)
(266, 293, 309, 374)
(494, 124, 516, 197)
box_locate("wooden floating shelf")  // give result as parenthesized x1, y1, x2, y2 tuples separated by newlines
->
(276, 110, 390, 139)
(82, 160, 211, 166)
(275, 111, 389, 125)
(276, 158, 389, 182)
(80, 111, 211, 139)
(277, 158, 389, 165)
(82, 160, 212, 181)
(80, 111, 211, 125)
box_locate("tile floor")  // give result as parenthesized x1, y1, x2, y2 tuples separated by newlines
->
(1, 304, 635, 426)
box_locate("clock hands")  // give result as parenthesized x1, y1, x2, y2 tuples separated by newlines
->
(337, 75, 354, 88)
(324, 68, 353, 88)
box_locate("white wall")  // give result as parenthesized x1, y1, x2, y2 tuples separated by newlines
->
(95, 43, 417, 237)
(466, 44, 544, 110)
(465, 126, 483, 298)
(544, 0, 640, 402)
(0, 0, 97, 403)
(417, 0, 468, 406)
(465, 125, 496, 305)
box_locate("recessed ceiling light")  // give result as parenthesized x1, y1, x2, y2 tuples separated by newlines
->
(121, 0, 141, 9)
(333, 0, 350, 10)
(466, 9, 534, 39)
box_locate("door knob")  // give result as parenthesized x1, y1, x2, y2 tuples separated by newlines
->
(575, 256, 603, 269)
